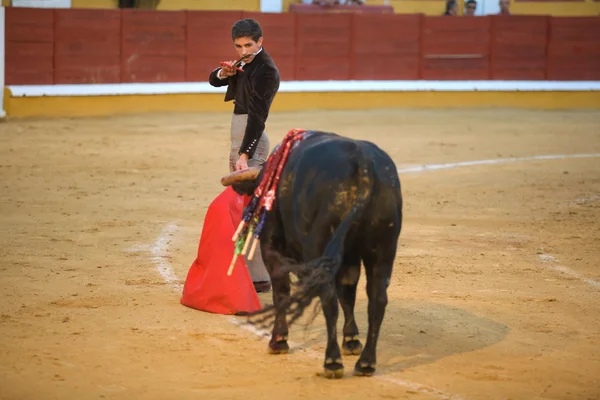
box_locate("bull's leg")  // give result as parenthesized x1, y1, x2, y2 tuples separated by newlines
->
(320, 286, 344, 379)
(353, 257, 393, 377)
(337, 263, 363, 356)
(300, 227, 345, 378)
(262, 246, 290, 355)
(268, 271, 291, 354)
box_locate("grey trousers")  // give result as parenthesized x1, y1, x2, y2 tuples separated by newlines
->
(229, 114, 270, 172)
(229, 114, 271, 283)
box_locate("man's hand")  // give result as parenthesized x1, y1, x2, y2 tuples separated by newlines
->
(219, 61, 239, 78)
(236, 153, 249, 171)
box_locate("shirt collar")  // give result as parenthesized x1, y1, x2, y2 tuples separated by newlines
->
(240, 47, 263, 67)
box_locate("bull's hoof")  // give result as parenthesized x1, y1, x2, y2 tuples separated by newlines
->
(342, 337, 363, 356)
(353, 361, 376, 377)
(321, 359, 344, 379)
(268, 338, 289, 354)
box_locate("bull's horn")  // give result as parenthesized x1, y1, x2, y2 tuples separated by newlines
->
(221, 166, 262, 186)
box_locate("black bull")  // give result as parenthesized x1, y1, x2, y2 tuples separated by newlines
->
(223, 131, 403, 378)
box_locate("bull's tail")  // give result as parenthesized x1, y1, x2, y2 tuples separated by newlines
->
(249, 143, 375, 329)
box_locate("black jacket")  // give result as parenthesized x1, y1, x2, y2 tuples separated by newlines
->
(209, 48, 280, 159)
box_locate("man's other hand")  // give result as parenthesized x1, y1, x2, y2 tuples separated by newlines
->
(236, 153, 249, 171)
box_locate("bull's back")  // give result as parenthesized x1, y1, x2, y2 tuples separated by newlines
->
(283, 132, 367, 203)
(275, 132, 402, 250)
(274, 133, 361, 241)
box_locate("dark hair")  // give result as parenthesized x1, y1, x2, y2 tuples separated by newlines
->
(443, 0, 457, 14)
(231, 18, 263, 42)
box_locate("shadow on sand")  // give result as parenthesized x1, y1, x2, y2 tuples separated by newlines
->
(245, 295, 510, 375)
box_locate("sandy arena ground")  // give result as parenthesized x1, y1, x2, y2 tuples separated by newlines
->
(1, 109, 599, 400)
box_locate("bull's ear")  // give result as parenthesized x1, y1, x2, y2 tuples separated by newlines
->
(221, 166, 262, 186)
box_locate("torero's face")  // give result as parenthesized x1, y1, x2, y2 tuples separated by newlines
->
(233, 36, 263, 64)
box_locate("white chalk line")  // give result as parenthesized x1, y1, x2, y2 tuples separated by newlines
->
(127, 228, 181, 291)
(397, 153, 600, 174)
(140, 153, 600, 400)
(538, 254, 600, 290)
(146, 222, 183, 292)
(571, 195, 600, 205)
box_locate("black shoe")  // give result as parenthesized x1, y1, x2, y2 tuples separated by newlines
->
(253, 281, 271, 293)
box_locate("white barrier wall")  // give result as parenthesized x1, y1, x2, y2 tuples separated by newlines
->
(260, 0, 282, 12)
(8, 81, 600, 97)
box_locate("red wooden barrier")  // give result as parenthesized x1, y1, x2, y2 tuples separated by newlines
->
(295, 13, 353, 80)
(546, 17, 600, 80)
(242, 11, 296, 81)
(288, 3, 394, 14)
(421, 16, 491, 80)
(121, 9, 187, 83)
(3, 9, 600, 85)
(54, 9, 121, 84)
(5, 8, 54, 85)
(490, 15, 548, 80)
(352, 14, 421, 80)
(186, 11, 243, 82)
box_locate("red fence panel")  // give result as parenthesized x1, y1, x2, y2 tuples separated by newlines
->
(490, 15, 548, 80)
(351, 14, 421, 80)
(4, 10, 600, 86)
(121, 10, 187, 83)
(421, 16, 491, 80)
(289, 3, 394, 13)
(186, 11, 243, 82)
(242, 11, 296, 81)
(54, 9, 121, 84)
(546, 17, 600, 80)
(295, 13, 353, 80)
(5, 8, 54, 85)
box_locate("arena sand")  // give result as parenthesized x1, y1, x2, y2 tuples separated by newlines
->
(1, 109, 599, 400)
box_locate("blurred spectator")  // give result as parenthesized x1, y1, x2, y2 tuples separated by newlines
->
(442, 0, 458, 15)
(464, 0, 477, 15)
(498, 0, 511, 14)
